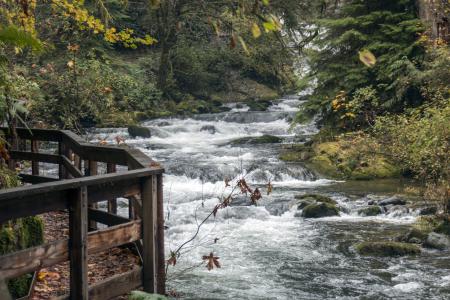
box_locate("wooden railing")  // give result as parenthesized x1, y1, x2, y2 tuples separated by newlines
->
(0, 128, 165, 299)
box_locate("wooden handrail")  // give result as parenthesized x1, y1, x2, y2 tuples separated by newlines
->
(0, 128, 166, 299)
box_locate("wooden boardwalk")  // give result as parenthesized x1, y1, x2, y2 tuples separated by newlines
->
(0, 128, 165, 299)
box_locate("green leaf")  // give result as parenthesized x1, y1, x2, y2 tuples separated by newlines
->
(262, 0, 270, 6)
(358, 49, 377, 68)
(0, 26, 43, 52)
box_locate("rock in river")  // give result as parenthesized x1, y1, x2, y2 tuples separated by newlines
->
(355, 241, 421, 257)
(128, 125, 151, 138)
(378, 196, 406, 206)
(301, 203, 339, 218)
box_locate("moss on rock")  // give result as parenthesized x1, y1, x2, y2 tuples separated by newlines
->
(295, 194, 337, 205)
(231, 135, 282, 145)
(0, 216, 44, 298)
(301, 203, 339, 218)
(247, 100, 272, 111)
(358, 206, 383, 216)
(355, 241, 421, 256)
(280, 133, 401, 180)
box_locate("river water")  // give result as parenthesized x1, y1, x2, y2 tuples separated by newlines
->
(89, 96, 450, 300)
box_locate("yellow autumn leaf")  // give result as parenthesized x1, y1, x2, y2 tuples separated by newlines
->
(67, 60, 75, 68)
(359, 49, 376, 67)
(252, 22, 261, 38)
(150, 0, 160, 9)
(238, 36, 250, 55)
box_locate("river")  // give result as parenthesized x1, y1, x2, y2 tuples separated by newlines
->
(89, 96, 450, 300)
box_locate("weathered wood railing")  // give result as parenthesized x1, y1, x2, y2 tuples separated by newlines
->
(0, 128, 165, 299)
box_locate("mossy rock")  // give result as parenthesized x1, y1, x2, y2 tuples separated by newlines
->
(129, 291, 168, 300)
(0, 217, 44, 298)
(302, 136, 401, 180)
(413, 216, 450, 238)
(395, 228, 428, 244)
(231, 135, 282, 145)
(358, 206, 382, 216)
(247, 100, 272, 111)
(128, 125, 151, 138)
(7, 273, 33, 299)
(355, 241, 421, 257)
(434, 220, 450, 236)
(295, 194, 337, 205)
(279, 144, 313, 162)
(301, 203, 339, 218)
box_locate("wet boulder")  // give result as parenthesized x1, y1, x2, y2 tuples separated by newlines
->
(355, 242, 421, 257)
(200, 125, 217, 134)
(157, 121, 170, 127)
(231, 135, 282, 145)
(301, 203, 339, 218)
(379, 196, 406, 206)
(423, 233, 450, 250)
(358, 206, 382, 216)
(128, 125, 151, 138)
(247, 100, 272, 111)
(395, 228, 428, 244)
(295, 194, 337, 205)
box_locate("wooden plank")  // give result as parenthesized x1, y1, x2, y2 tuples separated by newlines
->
(69, 186, 88, 300)
(142, 175, 157, 293)
(89, 267, 142, 300)
(88, 208, 130, 226)
(0, 221, 141, 280)
(0, 168, 161, 200)
(0, 191, 68, 224)
(156, 173, 166, 295)
(106, 163, 117, 214)
(9, 151, 60, 164)
(18, 174, 59, 184)
(0, 127, 62, 142)
(54, 267, 142, 300)
(61, 155, 83, 178)
(88, 180, 141, 205)
(31, 140, 39, 175)
(87, 220, 141, 254)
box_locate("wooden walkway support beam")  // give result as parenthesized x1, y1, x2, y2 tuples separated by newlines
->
(69, 186, 88, 300)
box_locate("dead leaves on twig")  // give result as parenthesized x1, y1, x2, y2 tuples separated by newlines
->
(238, 178, 252, 194)
(167, 251, 178, 266)
(202, 252, 221, 271)
(267, 181, 273, 195)
(250, 188, 262, 205)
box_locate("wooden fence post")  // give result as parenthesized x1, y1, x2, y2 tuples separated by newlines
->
(58, 142, 67, 179)
(31, 140, 39, 176)
(156, 173, 166, 295)
(142, 175, 157, 293)
(87, 161, 98, 230)
(69, 186, 88, 300)
(107, 163, 117, 214)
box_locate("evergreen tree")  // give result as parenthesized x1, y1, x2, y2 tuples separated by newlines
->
(303, 0, 425, 124)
